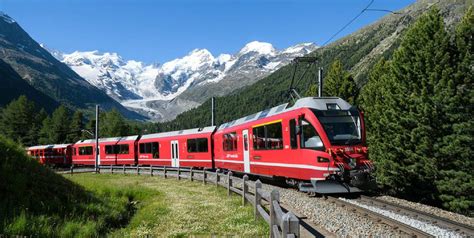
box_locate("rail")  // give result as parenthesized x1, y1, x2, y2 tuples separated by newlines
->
(359, 195, 474, 237)
(67, 165, 301, 238)
(326, 196, 433, 238)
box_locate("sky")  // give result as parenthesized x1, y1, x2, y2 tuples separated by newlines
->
(0, 0, 415, 63)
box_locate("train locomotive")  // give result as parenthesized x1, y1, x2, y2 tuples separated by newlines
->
(27, 97, 374, 194)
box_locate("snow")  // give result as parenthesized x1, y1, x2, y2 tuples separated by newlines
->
(53, 40, 317, 114)
(239, 41, 276, 56)
(0, 12, 15, 24)
(264, 61, 282, 70)
(282, 43, 317, 54)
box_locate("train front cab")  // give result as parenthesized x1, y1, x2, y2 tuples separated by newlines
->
(290, 98, 374, 193)
(215, 97, 374, 194)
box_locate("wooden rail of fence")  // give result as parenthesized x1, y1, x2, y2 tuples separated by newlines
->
(67, 165, 300, 238)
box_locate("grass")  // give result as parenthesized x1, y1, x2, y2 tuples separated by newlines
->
(0, 135, 267, 237)
(0, 136, 139, 237)
(67, 174, 269, 237)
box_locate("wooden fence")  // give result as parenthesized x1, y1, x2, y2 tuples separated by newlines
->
(68, 165, 300, 238)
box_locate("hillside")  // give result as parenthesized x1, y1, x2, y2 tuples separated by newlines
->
(0, 12, 145, 119)
(0, 136, 139, 236)
(157, 0, 469, 130)
(0, 59, 59, 112)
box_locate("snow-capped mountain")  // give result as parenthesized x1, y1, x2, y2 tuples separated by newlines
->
(49, 41, 317, 121)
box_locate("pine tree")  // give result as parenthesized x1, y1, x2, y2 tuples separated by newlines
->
(362, 7, 454, 203)
(49, 105, 70, 144)
(304, 84, 318, 97)
(434, 8, 474, 214)
(323, 60, 358, 103)
(0, 95, 37, 145)
(24, 108, 48, 146)
(100, 109, 129, 137)
(67, 111, 84, 143)
(38, 116, 53, 145)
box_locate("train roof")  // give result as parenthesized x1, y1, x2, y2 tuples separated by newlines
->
(217, 97, 352, 131)
(75, 135, 139, 145)
(28, 144, 71, 150)
(140, 126, 216, 140)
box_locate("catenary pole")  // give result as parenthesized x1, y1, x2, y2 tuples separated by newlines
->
(95, 105, 99, 173)
(318, 67, 323, 97)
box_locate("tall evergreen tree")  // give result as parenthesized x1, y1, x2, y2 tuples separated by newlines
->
(24, 108, 48, 146)
(434, 8, 474, 214)
(38, 116, 53, 145)
(100, 109, 129, 137)
(362, 7, 455, 204)
(323, 60, 358, 103)
(49, 105, 70, 144)
(0, 95, 37, 145)
(67, 111, 84, 143)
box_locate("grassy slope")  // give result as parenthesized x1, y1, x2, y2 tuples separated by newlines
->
(68, 174, 268, 237)
(0, 135, 267, 236)
(0, 136, 144, 237)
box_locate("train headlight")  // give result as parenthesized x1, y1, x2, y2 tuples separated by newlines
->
(317, 157, 330, 163)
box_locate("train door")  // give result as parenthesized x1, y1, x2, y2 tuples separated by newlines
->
(171, 140, 180, 167)
(242, 130, 250, 173)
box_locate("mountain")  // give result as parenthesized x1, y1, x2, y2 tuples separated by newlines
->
(53, 41, 317, 121)
(0, 58, 59, 112)
(157, 0, 470, 130)
(0, 12, 145, 119)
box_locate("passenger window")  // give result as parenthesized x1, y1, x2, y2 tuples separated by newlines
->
(300, 120, 324, 151)
(79, 146, 93, 155)
(187, 138, 209, 153)
(140, 142, 160, 158)
(223, 132, 238, 151)
(119, 144, 129, 154)
(289, 119, 297, 149)
(252, 121, 283, 150)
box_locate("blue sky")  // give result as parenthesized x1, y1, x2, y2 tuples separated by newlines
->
(1, 0, 415, 63)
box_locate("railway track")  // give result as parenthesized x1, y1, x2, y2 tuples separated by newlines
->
(359, 195, 474, 237)
(326, 196, 434, 237)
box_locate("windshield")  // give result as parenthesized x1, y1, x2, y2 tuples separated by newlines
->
(312, 109, 362, 146)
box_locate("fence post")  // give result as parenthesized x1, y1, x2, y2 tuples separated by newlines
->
(164, 166, 167, 179)
(150, 165, 153, 177)
(270, 190, 280, 238)
(227, 171, 233, 196)
(288, 212, 300, 237)
(242, 174, 249, 206)
(70, 164, 74, 175)
(123, 164, 125, 174)
(215, 169, 219, 186)
(190, 167, 194, 181)
(203, 170, 207, 185)
(110, 164, 113, 174)
(282, 213, 290, 237)
(136, 165, 140, 175)
(177, 167, 181, 180)
(254, 180, 262, 220)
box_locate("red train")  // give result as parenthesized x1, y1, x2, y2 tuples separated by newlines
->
(27, 97, 374, 193)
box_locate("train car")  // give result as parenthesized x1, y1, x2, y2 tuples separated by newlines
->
(137, 126, 215, 168)
(27, 144, 72, 167)
(99, 136, 139, 165)
(72, 139, 97, 165)
(214, 97, 374, 193)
